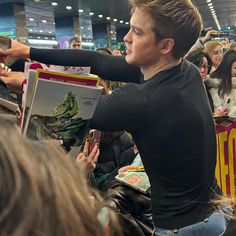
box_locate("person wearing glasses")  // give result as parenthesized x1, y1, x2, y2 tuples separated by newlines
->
(186, 49, 228, 116)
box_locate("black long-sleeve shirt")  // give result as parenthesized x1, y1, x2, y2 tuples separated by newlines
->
(30, 48, 143, 83)
(30, 48, 221, 229)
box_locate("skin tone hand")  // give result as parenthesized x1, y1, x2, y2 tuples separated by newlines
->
(0, 68, 24, 94)
(0, 38, 30, 62)
(201, 30, 218, 44)
(118, 165, 134, 174)
(214, 109, 228, 116)
(76, 140, 100, 176)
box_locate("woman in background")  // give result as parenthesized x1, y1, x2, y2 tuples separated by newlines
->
(204, 41, 223, 72)
(206, 49, 236, 116)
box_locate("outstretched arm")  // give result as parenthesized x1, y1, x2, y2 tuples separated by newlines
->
(0, 38, 142, 83)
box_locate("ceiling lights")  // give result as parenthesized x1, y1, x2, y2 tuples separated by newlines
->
(28, 39, 58, 45)
(206, 0, 221, 30)
(66, 6, 72, 10)
(51, 2, 58, 6)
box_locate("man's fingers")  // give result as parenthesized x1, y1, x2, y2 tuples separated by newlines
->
(0, 69, 9, 77)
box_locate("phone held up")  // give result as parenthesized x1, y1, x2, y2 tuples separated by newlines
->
(88, 129, 101, 154)
(0, 36, 11, 52)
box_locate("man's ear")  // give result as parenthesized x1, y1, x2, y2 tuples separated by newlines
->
(160, 38, 175, 55)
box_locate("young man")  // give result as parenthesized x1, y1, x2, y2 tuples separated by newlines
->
(68, 36, 82, 49)
(0, 0, 231, 235)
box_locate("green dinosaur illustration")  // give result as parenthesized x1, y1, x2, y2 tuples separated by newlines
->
(51, 91, 79, 118)
(27, 92, 89, 147)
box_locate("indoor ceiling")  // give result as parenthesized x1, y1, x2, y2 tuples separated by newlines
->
(0, 0, 236, 35)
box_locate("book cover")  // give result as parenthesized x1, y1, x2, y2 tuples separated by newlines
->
(21, 66, 100, 131)
(35, 69, 99, 87)
(24, 78, 103, 147)
(115, 171, 151, 194)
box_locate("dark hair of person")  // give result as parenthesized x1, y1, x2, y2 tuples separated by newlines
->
(210, 49, 236, 97)
(185, 49, 212, 73)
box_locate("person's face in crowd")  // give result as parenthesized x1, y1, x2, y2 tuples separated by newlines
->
(71, 40, 81, 49)
(199, 57, 210, 80)
(231, 61, 236, 77)
(123, 8, 162, 70)
(210, 44, 223, 68)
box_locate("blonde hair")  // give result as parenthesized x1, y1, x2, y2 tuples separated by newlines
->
(0, 118, 121, 236)
(230, 42, 236, 50)
(204, 41, 223, 55)
(129, 0, 202, 58)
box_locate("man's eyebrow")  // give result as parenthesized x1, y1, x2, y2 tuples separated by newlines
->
(130, 24, 143, 32)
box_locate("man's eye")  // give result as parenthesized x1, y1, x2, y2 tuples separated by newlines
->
(132, 28, 140, 34)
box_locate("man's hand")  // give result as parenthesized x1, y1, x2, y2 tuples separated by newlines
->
(0, 38, 30, 61)
(0, 68, 25, 94)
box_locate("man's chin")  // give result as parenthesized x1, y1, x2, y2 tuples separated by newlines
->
(125, 55, 134, 65)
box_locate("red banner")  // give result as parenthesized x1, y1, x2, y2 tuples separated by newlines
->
(216, 121, 236, 197)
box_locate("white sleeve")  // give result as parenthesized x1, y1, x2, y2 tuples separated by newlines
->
(209, 88, 224, 111)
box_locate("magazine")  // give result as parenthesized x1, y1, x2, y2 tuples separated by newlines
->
(115, 171, 151, 194)
(22, 68, 102, 149)
(21, 64, 97, 129)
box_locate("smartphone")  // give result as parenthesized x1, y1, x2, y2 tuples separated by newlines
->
(88, 129, 101, 154)
(224, 97, 231, 111)
(0, 36, 11, 52)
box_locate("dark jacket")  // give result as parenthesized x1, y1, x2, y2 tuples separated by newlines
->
(93, 131, 136, 191)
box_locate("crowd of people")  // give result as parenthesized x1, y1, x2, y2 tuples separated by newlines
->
(0, 0, 236, 235)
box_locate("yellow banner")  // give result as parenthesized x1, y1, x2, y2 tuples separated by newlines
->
(216, 122, 236, 197)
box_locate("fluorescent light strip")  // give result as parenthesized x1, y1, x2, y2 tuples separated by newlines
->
(28, 39, 58, 45)
(208, 3, 221, 31)
(82, 42, 94, 47)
